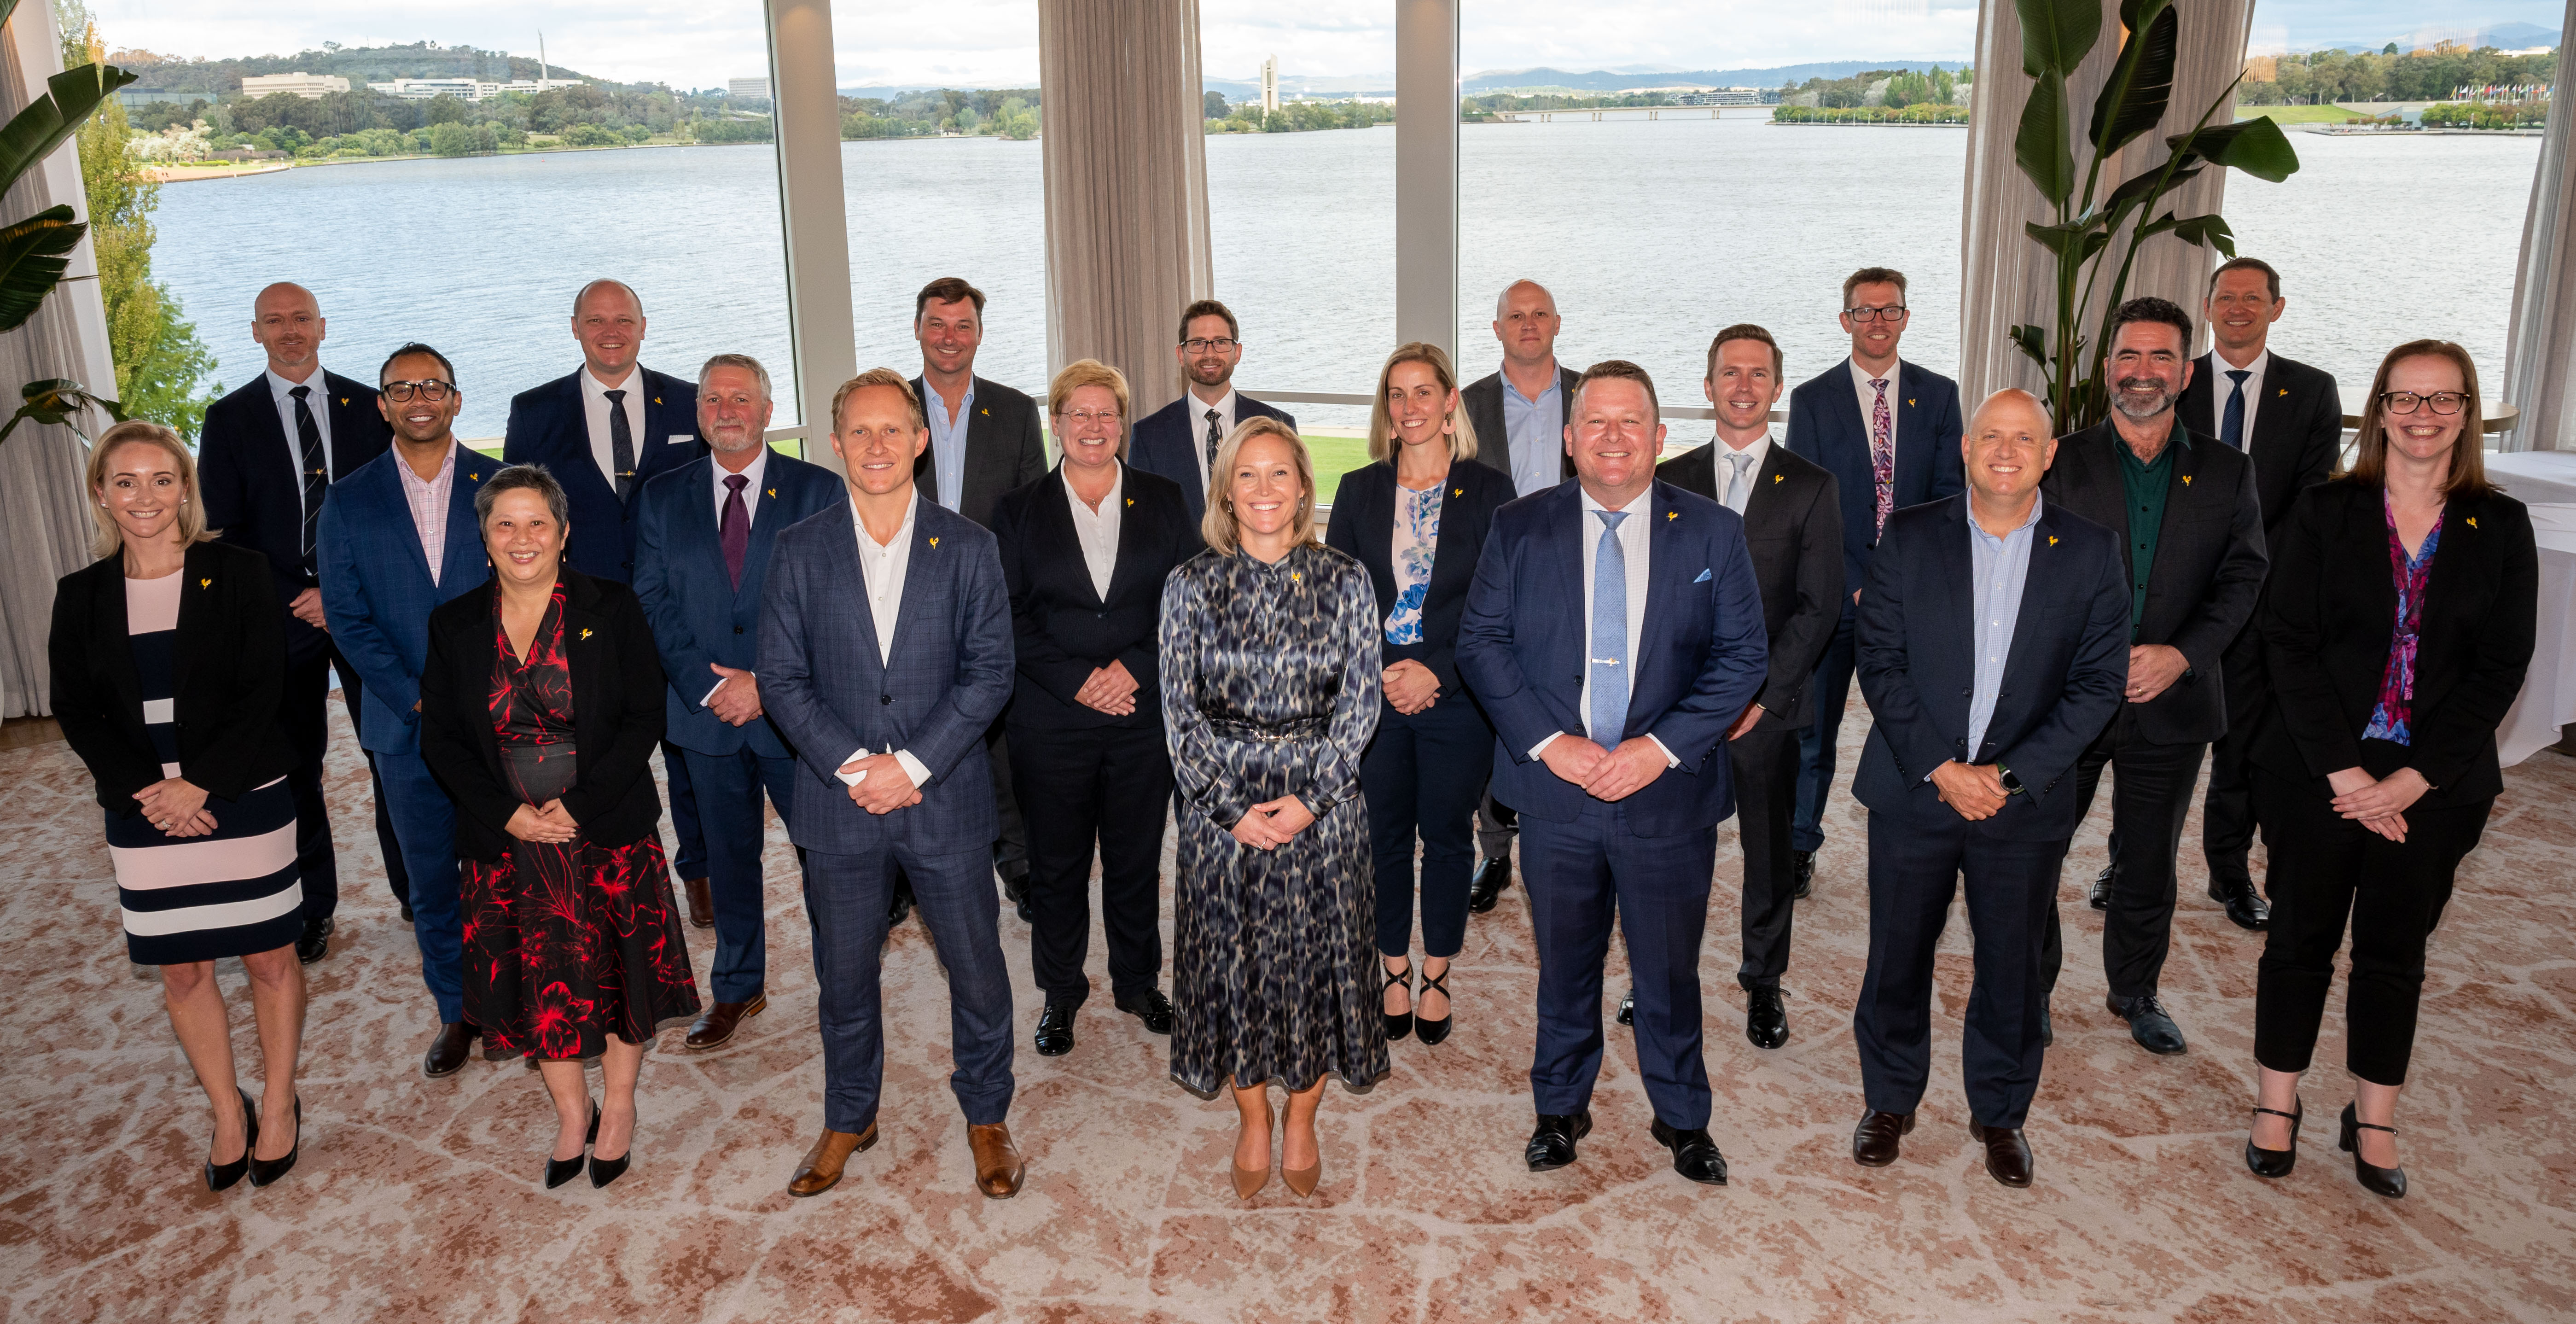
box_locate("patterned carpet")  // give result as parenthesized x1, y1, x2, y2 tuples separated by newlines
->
(3, 702, 2572, 1323)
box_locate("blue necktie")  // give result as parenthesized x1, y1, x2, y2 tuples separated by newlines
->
(1589, 510, 1629, 746)
(2221, 369, 2250, 450)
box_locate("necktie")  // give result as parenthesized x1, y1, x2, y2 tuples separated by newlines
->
(1869, 378, 1895, 536)
(605, 388, 637, 504)
(720, 473, 750, 590)
(288, 385, 326, 576)
(1589, 510, 1629, 746)
(2221, 369, 2250, 450)
(1204, 408, 1223, 494)
(1722, 449, 1755, 513)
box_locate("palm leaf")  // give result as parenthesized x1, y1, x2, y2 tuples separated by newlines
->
(2088, 0, 2177, 161)
(2174, 116, 2299, 182)
(2015, 0, 2101, 78)
(0, 63, 138, 194)
(2014, 70, 2076, 205)
(0, 204, 85, 334)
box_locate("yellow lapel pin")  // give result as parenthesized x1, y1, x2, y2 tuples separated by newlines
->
(767, 488, 777, 498)
(337, 397, 349, 407)
(1125, 497, 1135, 507)
(980, 407, 990, 417)
(2278, 388, 2289, 397)
(2181, 474, 2192, 486)
(1452, 487, 1464, 497)
(1907, 398, 1916, 407)
(579, 628, 593, 640)
(198, 577, 212, 589)
(2467, 516, 2478, 528)
(2047, 535, 2059, 546)
(1772, 473, 1784, 484)
(652, 396, 663, 406)
(1665, 510, 1677, 521)
(468, 472, 480, 481)
(928, 536, 940, 548)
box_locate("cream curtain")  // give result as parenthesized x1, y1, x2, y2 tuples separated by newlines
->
(2500, 0, 2576, 452)
(1037, 0, 1214, 424)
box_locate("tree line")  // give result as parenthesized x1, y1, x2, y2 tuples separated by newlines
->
(2239, 42, 2556, 106)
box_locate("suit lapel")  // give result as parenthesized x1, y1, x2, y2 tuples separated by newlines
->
(93, 566, 144, 726)
(736, 450, 788, 607)
(442, 448, 486, 590)
(1931, 496, 1977, 680)
(1035, 467, 1102, 609)
(888, 506, 941, 662)
(1996, 503, 2062, 697)
(1103, 465, 1150, 609)
(827, 501, 891, 682)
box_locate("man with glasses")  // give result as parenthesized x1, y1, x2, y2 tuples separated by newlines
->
(1131, 298, 1298, 532)
(2175, 257, 2342, 932)
(1785, 267, 1964, 901)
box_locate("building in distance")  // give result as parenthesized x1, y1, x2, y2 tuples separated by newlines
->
(239, 73, 349, 99)
(729, 76, 771, 101)
(364, 76, 587, 102)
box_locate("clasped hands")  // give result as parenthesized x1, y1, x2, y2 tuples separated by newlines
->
(505, 798, 581, 843)
(1076, 659, 1140, 716)
(134, 777, 215, 837)
(707, 664, 764, 726)
(2327, 766, 2427, 842)
(1382, 659, 1440, 716)
(838, 753, 923, 815)
(1538, 735, 1667, 802)
(1931, 761, 2009, 822)
(1231, 795, 1316, 851)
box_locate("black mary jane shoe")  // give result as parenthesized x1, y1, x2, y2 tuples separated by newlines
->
(545, 1097, 599, 1190)
(205, 1086, 259, 1192)
(2339, 1103, 2406, 1199)
(1413, 965, 1454, 1046)
(1381, 959, 1414, 1043)
(2245, 1097, 2301, 1179)
(246, 1094, 302, 1188)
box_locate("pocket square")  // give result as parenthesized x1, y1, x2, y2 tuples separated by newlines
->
(1693, 568, 1712, 583)
(667, 433, 695, 444)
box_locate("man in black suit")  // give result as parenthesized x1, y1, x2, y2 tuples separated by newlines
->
(2037, 298, 2268, 1058)
(1847, 388, 2128, 1189)
(1127, 299, 1297, 531)
(1457, 278, 1582, 914)
(2175, 257, 2342, 930)
(196, 282, 398, 962)
(1635, 325, 1841, 1049)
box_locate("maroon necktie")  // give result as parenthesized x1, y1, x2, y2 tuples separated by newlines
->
(721, 474, 750, 589)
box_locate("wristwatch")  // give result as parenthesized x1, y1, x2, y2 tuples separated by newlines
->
(1997, 766, 2026, 797)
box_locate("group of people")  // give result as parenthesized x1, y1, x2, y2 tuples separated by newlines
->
(48, 258, 2535, 1208)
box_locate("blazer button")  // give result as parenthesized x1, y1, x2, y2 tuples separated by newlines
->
(733, 625, 745, 634)
(881, 694, 894, 706)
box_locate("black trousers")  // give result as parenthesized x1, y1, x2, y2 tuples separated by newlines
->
(2041, 711, 2207, 1001)
(987, 723, 1029, 885)
(1010, 721, 1172, 1008)
(283, 645, 413, 917)
(1361, 694, 1493, 959)
(2199, 623, 2267, 887)
(2251, 767, 2491, 1086)
(1729, 723, 1801, 992)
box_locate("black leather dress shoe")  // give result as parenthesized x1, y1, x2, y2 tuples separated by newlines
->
(1525, 1110, 1592, 1172)
(888, 875, 916, 928)
(423, 1021, 476, 1078)
(2208, 875, 2270, 930)
(1616, 988, 1634, 1027)
(1002, 872, 1034, 924)
(1851, 1109, 1914, 1167)
(1034, 1002, 1076, 1056)
(1649, 1118, 1728, 1185)
(399, 899, 415, 927)
(1467, 857, 1511, 914)
(1745, 986, 1787, 1050)
(1791, 850, 1815, 900)
(1967, 1122, 2034, 1188)
(296, 915, 332, 964)
(2088, 864, 2116, 910)
(1114, 989, 1174, 1034)
(2108, 992, 2187, 1055)
(2040, 1003, 2054, 1048)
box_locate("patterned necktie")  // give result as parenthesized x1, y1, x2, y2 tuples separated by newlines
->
(1722, 449, 1755, 514)
(605, 387, 636, 504)
(1589, 510, 1629, 746)
(1204, 408, 1223, 493)
(2221, 369, 2250, 450)
(1869, 378, 1895, 536)
(288, 385, 326, 575)
(720, 473, 750, 590)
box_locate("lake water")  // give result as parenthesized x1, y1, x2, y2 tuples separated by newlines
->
(152, 121, 2539, 441)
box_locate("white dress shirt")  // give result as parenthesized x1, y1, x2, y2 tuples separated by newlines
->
(2204, 349, 2270, 444)
(711, 446, 770, 529)
(1529, 485, 1678, 767)
(838, 491, 933, 790)
(1711, 429, 1773, 512)
(1063, 461, 1123, 600)
(578, 366, 648, 490)
(266, 368, 335, 522)
(1186, 388, 1239, 501)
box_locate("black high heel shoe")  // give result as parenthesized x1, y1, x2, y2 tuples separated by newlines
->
(205, 1086, 259, 1192)
(1381, 959, 1414, 1043)
(2244, 1097, 2301, 1179)
(545, 1097, 599, 1190)
(1413, 964, 1454, 1046)
(2338, 1103, 2406, 1198)
(589, 1107, 632, 1189)
(246, 1094, 301, 1188)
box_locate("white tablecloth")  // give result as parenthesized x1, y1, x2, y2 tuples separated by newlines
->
(2498, 502, 2576, 767)
(2488, 451, 2576, 507)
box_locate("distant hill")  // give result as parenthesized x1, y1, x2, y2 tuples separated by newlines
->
(2478, 22, 2561, 48)
(109, 41, 615, 97)
(1199, 59, 1969, 102)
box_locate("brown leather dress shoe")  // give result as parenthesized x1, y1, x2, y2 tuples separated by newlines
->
(969, 1122, 1025, 1199)
(1851, 1109, 1915, 1167)
(422, 1021, 476, 1078)
(685, 993, 768, 1050)
(786, 1124, 878, 1197)
(1968, 1122, 2034, 1188)
(683, 876, 715, 929)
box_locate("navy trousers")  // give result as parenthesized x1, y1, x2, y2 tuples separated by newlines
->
(1791, 613, 1858, 855)
(1853, 810, 2065, 1129)
(681, 744, 798, 1004)
(662, 739, 707, 881)
(1730, 724, 1802, 992)
(375, 747, 463, 1023)
(1521, 800, 1718, 1129)
(1361, 694, 1494, 960)
(805, 842, 1016, 1133)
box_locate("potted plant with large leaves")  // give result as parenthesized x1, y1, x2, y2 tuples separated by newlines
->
(2007, 0, 2302, 433)
(0, 0, 134, 443)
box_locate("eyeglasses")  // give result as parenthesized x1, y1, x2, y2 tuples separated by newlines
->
(1056, 409, 1123, 426)
(2380, 391, 2471, 416)
(1181, 338, 1239, 353)
(1845, 306, 1909, 323)
(384, 379, 455, 402)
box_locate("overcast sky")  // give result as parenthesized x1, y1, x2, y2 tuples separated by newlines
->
(88, 1, 2567, 91)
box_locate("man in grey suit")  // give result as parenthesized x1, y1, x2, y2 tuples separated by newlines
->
(758, 368, 1024, 1201)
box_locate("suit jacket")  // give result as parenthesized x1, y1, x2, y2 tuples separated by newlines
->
(196, 369, 393, 660)
(2040, 421, 2268, 745)
(1323, 456, 1517, 695)
(756, 495, 1016, 855)
(1455, 481, 1770, 836)
(1128, 391, 1298, 531)
(502, 366, 704, 583)
(2252, 480, 2538, 809)
(2176, 350, 2341, 545)
(633, 447, 844, 758)
(992, 462, 1196, 732)
(1851, 495, 2131, 841)
(49, 540, 297, 810)
(314, 445, 493, 755)
(1656, 440, 1845, 729)
(419, 570, 668, 863)
(909, 374, 1049, 530)
(1461, 365, 1582, 496)
(1785, 358, 1966, 605)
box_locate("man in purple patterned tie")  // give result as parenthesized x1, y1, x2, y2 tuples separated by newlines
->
(633, 355, 843, 1050)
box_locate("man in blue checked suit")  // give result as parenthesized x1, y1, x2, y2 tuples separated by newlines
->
(757, 368, 1025, 1202)
(1457, 361, 1768, 1189)
(633, 354, 841, 1053)
(314, 343, 490, 1078)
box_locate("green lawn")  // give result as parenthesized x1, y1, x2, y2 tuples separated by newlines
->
(2235, 105, 2367, 125)
(1303, 432, 1373, 502)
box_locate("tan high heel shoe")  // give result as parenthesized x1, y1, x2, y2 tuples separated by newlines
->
(1281, 1113, 1321, 1196)
(1231, 1096, 1275, 1198)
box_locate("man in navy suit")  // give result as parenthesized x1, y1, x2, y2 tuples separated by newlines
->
(315, 343, 492, 1078)
(1785, 267, 1965, 898)
(502, 279, 710, 908)
(634, 353, 842, 1052)
(1457, 361, 1768, 1188)
(197, 282, 399, 961)
(758, 368, 1024, 1201)
(1846, 389, 2128, 1189)
(1127, 298, 1297, 531)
